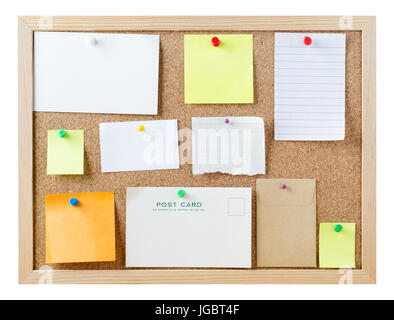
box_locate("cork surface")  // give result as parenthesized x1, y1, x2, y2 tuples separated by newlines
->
(33, 30, 362, 270)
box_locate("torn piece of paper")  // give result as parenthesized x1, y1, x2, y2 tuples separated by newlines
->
(192, 117, 265, 175)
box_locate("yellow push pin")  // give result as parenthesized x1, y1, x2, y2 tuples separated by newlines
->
(138, 125, 145, 132)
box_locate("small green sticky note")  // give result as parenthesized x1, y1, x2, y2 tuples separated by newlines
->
(319, 223, 355, 268)
(47, 130, 84, 175)
(184, 34, 254, 104)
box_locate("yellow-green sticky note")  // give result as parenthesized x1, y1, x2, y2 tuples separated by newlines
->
(184, 34, 254, 104)
(319, 223, 355, 268)
(47, 130, 84, 175)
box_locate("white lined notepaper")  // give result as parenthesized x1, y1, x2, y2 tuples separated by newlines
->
(274, 33, 346, 141)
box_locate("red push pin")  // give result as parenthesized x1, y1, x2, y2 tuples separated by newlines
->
(304, 36, 312, 46)
(212, 36, 220, 47)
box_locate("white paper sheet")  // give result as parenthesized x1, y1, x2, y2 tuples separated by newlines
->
(34, 32, 160, 115)
(126, 187, 251, 268)
(99, 120, 179, 172)
(192, 117, 265, 175)
(274, 33, 346, 140)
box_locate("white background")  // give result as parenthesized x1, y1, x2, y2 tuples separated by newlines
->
(0, 0, 392, 300)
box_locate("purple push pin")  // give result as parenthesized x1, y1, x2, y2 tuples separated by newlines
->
(225, 119, 230, 124)
(281, 184, 287, 190)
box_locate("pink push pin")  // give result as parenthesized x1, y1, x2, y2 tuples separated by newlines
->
(281, 184, 287, 190)
(225, 119, 230, 124)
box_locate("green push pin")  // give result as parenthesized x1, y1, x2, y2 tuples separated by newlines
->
(177, 189, 185, 198)
(59, 129, 67, 138)
(334, 224, 343, 232)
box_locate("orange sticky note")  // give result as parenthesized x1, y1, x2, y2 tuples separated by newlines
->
(45, 192, 116, 263)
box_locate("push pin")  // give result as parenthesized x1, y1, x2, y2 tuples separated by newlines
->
(177, 189, 185, 198)
(212, 36, 220, 47)
(69, 198, 79, 206)
(304, 36, 312, 46)
(281, 184, 287, 190)
(225, 119, 230, 124)
(138, 125, 145, 132)
(58, 129, 67, 138)
(334, 224, 343, 232)
(88, 37, 97, 46)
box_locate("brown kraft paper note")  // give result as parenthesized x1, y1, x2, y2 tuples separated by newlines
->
(256, 179, 316, 268)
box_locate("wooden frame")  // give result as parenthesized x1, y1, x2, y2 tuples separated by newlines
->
(18, 16, 376, 284)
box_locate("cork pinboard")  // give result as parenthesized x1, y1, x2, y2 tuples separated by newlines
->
(33, 30, 362, 270)
(19, 16, 376, 284)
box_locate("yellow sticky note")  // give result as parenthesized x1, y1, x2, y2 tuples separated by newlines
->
(319, 223, 355, 268)
(45, 192, 116, 263)
(184, 34, 254, 104)
(47, 130, 84, 175)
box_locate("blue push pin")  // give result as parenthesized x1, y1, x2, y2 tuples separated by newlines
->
(69, 198, 79, 206)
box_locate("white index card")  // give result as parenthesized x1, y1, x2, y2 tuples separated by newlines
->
(192, 117, 265, 176)
(34, 32, 160, 115)
(274, 33, 346, 141)
(99, 120, 179, 173)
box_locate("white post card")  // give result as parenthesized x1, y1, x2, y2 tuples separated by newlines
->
(99, 120, 179, 173)
(126, 187, 252, 268)
(192, 117, 265, 176)
(274, 33, 346, 140)
(34, 32, 160, 115)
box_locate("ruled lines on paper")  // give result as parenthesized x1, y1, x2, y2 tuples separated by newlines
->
(274, 33, 346, 141)
(192, 117, 266, 176)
